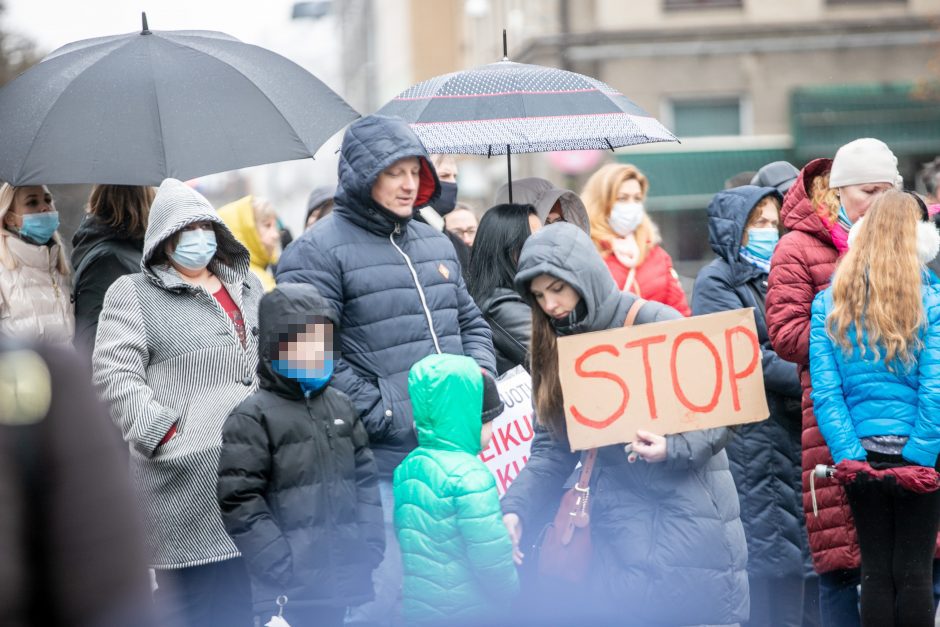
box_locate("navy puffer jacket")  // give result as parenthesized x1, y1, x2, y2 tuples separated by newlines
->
(692, 185, 809, 579)
(276, 115, 496, 475)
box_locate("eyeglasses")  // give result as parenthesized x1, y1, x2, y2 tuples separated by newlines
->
(451, 227, 477, 237)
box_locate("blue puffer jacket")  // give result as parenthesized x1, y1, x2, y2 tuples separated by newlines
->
(692, 186, 809, 579)
(810, 275, 940, 468)
(276, 115, 496, 475)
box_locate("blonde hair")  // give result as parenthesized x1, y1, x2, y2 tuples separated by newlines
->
(582, 163, 657, 264)
(0, 183, 70, 275)
(826, 190, 924, 367)
(251, 197, 277, 224)
(811, 172, 841, 225)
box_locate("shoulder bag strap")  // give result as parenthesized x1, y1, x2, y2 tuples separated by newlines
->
(624, 297, 648, 327)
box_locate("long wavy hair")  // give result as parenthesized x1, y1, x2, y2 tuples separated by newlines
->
(582, 163, 658, 263)
(811, 171, 840, 226)
(826, 190, 924, 367)
(529, 301, 567, 437)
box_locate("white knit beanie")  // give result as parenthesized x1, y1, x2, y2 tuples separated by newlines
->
(829, 138, 902, 189)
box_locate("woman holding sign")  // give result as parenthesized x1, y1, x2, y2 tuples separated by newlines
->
(810, 191, 940, 627)
(693, 185, 808, 627)
(500, 222, 747, 625)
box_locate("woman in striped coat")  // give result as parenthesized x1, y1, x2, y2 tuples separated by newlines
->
(93, 178, 262, 627)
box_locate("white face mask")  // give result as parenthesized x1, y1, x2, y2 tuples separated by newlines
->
(609, 201, 644, 236)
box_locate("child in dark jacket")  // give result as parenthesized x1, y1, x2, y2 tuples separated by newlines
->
(218, 283, 384, 627)
(393, 354, 519, 625)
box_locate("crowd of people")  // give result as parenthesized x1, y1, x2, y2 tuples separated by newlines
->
(3, 112, 940, 627)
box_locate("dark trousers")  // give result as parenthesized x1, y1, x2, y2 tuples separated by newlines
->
(746, 575, 803, 627)
(155, 558, 253, 627)
(845, 477, 940, 627)
(255, 606, 346, 627)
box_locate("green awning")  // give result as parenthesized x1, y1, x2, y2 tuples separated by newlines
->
(792, 82, 940, 160)
(616, 147, 791, 211)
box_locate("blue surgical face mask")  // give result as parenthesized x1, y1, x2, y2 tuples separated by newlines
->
(837, 205, 853, 230)
(15, 211, 60, 245)
(744, 227, 779, 262)
(171, 228, 217, 270)
(272, 358, 334, 394)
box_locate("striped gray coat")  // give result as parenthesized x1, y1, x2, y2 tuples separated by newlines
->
(93, 179, 262, 569)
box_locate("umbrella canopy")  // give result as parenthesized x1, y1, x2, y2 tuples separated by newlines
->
(377, 59, 677, 156)
(0, 14, 359, 186)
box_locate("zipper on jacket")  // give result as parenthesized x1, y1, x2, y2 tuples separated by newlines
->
(390, 225, 442, 354)
(307, 395, 337, 598)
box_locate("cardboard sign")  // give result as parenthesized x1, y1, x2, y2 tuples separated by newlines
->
(557, 308, 768, 451)
(478, 366, 535, 497)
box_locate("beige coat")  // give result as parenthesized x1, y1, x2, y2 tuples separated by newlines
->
(0, 232, 73, 342)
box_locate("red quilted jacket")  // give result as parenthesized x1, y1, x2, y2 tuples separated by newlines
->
(766, 158, 861, 574)
(603, 244, 691, 316)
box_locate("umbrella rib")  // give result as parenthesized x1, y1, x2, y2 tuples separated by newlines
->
(16, 39, 137, 183)
(144, 38, 170, 179)
(161, 37, 313, 157)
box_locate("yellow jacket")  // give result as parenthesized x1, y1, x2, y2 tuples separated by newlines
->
(218, 196, 278, 291)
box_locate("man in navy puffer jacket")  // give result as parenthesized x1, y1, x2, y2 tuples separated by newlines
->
(276, 114, 496, 625)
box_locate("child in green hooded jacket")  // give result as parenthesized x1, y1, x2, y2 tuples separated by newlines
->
(393, 354, 519, 624)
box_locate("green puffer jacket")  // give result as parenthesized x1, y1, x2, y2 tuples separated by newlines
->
(393, 354, 519, 624)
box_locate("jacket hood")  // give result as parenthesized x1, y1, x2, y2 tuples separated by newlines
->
(142, 178, 250, 289)
(514, 222, 623, 334)
(257, 283, 339, 399)
(493, 177, 591, 234)
(707, 185, 782, 283)
(408, 353, 483, 455)
(781, 158, 834, 244)
(71, 212, 143, 271)
(334, 115, 441, 236)
(218, 195, 278, 269)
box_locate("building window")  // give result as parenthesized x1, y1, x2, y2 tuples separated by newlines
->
(668, 97, 744, 137)
(663, 0, 743, 10)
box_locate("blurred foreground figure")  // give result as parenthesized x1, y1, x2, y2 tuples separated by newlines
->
(0, 342, 157, 627)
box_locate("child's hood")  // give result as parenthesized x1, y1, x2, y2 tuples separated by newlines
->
(257, 283, 338, 399)
(408, 354, 484, 455)
(218, 195, 278, 268)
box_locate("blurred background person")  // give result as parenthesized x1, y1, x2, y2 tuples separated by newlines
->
(71, 184, 154, 355)
(93, 179, 262, 627)
(218, 195, 281, 291)
(444, 201, 478, 248)
(0, 183, 72, 343)
(693, 185, 808, 627)
(0, 342, 160, 627)
(468, 203, 539, 375)
(493, 176, 590, 231)
(582, 163, 691, 316)
(920, 157, 940, 206)
(767, 138, 902, 627)
(305, 185, 335, 231)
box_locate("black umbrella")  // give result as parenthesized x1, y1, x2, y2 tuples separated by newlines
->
(0, 13, 359, 186)
(377, 33, 676, 200)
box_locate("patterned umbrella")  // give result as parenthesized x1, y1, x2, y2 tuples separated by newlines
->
(378, 60, 676, 156)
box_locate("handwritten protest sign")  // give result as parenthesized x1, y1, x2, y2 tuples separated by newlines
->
(479, 366, 534, 497)
(557, 308, 768, 451)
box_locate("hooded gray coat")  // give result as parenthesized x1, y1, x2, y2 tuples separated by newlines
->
(276, 115, 495, 476)
(93, 178, 262, 569)
(502, 223, 748, 625)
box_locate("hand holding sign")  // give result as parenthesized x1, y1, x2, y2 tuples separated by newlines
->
(557, 309, 769, 451)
